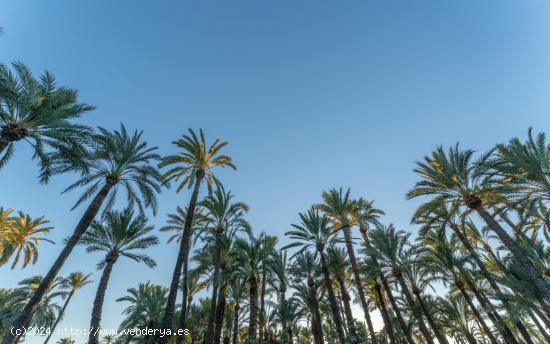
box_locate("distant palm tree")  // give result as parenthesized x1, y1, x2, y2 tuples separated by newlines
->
(158, 128, 235, 344)
(117, 282, 168, 344)
(43, 272, 92, 344)
(15, 276, 65, 331)
(199, 185, 249, 344)
(56, 338, 74, 344)
(0, 211, 54, 269)
(284, 208, 345, 343)
(288, 251, 324, 344)
(79, 209, 158, 344)
(315, 187, 375, 340)
(0, 62, 94, 174)
(232, 236, 264, 344)
(4, 125, 162, 344)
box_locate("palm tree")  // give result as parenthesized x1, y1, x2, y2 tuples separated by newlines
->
(43, 272, 92, 344)
(315, 187, 375, 339)
(407, 144, 550, 299)
(0, 211, 54, 269)
(56, 338, 74, 344)
(419, 230, 500, 344)
(269, 250, 293, 343)
(232, 236, 264, 344)
(284, 207, 345, 343)
(158, 128, 235, 344)
(257, 233, 278, 343)
(160, 205, 204, 344)
(367, 225, 435, 344)
(289, 251, 324, 344)
(326, 246, 357, 338)
(436, 296, 480, 344)
(4, 125, 162, 344)
(199, 185, 249, 344)
(0, 62, 94, 174)
(79, 208, 158, 344)
(117, 282, 168, 344)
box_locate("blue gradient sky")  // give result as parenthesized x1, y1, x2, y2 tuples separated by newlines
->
(1, 1, 550, 342)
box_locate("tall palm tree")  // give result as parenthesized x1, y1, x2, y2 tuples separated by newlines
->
(289, 251, 324, 344)
(159, 205, 204, 344)
(419, 230, 500, 344)
(257, 233, 278, 344)
(367, 225, 435, 344)
(158, 128, 235, 344)
(4, 125, 162, 344)
(269, 250, 293, 344)
(78, 208, 158, 344)
(436, 296, 480, 344)
(315, 187, 375, 339)
(43, 272, 92, 344)
(199, 185, 249, 344)
(284, 208, 346, 343)
(0, 62, 94, 174)
(56, 338, 74, 344)
(407, 145, 550, 299)
(0, 211, 54, 269)
(232, 236, 264, 344)
(326, 246, 357, 338)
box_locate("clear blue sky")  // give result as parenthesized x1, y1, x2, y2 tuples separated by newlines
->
(1, 1, 550, 342)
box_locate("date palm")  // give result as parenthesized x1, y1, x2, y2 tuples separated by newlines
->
(4, 125, 162, 344)
(232, 236, 264, 344)
(257, 233, 278, 344)
(158, 129, 235, 343)
(79, 208, 158, 344)
(56, 338, 74, 344)
(269, 250, 293, 344)
(0, 62, 94, 175)
(326, 246, 357, 338)
(160, 205, 204, 343)
(367, 225, 435, 344)
(436, 296, 480, 344)
(407, 145, 550, 299)
(289, 251, 324, 344)
(116, 282, 168, 344)
(284, 207, 345, 343)
(0, 211, 54, 269)
(199, 185, 249, 344)
(315, 187, 375, 339)
(43, 272, 92, 344)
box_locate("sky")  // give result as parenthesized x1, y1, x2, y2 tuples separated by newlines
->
(1, 0, 550, 342)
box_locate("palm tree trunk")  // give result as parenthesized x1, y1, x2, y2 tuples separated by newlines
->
(88, 254, 118, 344)
(411, 289, 449, 344)
(449, 223, 533, 344)
(341, 227, 375, 340)
(231, 304, 240, 344)
(475, 206, 550, 300)
(214, 286, 227, 344)
(530, 311, 550, 342)
(43, 291, 75, 344)
(247, 274, 258, 344)
(308, 279, 324, 344)
(176, 242, 191, 344)
(318, 248, 346, 343)
(205, 226, 224, 344)
(258, 270, 267, 344)
(359, 228, 383, 338)
(455, 280, 499, 344)
(496, 209, 536, 246)
(336, 276, 357, 338)
(374, 281, 397, 344)
(280, 282, 292, 344)
(394, 272, 434, 344)
(0, 135, 10, 155)
(160, 175, 203, 344)
(4, 182, 114, 344)
(380, 277, 414, 344)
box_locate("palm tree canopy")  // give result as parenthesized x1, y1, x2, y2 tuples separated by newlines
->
(78, 208, 159, 269)
(0, 62, 95, 174)
(57, 124, 163, 214)
(284, 207, 339, 255)
(158, 128, 236, 192)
